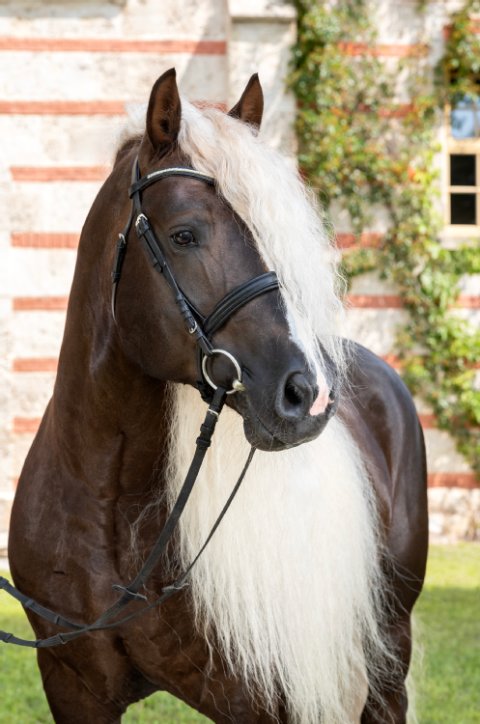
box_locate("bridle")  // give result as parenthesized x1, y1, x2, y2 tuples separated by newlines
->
(0, 157, 280, 648)
(112, 158, 280, 401)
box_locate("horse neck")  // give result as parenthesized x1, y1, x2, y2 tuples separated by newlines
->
(49, 161, 171, 499)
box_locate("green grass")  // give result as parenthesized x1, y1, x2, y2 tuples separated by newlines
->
(412, 544, 480, 724)
(0, 544, 478, 723)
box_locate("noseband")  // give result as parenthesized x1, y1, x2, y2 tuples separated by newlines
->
(111, 158, 279, 400)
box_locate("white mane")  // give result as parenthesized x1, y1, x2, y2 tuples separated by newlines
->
(158, 101, 391, 722)
(167, 387, 389, 723)
(178, 99, 346, 378)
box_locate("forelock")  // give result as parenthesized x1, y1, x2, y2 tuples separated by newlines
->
(177, 98, 347, 377)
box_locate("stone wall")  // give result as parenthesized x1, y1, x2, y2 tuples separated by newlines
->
(0, 0, 297, 555)
(0, 0, 478, 554)
(341, 0, 480, 541)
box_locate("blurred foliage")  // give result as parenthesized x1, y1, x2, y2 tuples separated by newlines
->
(290, 0, 479, 475)
(440, 0, 480, 102)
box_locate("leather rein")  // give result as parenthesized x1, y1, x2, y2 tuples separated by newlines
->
(0, 157, 279, 649)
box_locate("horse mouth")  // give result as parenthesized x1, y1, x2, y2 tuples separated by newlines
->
(239, 396, 338, 452)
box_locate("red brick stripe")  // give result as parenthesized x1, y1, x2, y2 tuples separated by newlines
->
(13, 354, 400, 373)
(0, 100, 225, 115)
(380, 355, 480, 371)
(0, 100, 126, 115)
(382, 354, 401, 369)
(11, 293, 478, 311)
(428, 472, 478, 489)
(11, 166, 109, 181)
(353, 103, 414, 118)
(13, 296, 68, 311)
(337, 232, 383, 249)
(12, 353, 400, 373)
(458, 296, 480, 309)
(12, 293, 478, 311)
(11, 232, 79, 248)
(418, 413, 436, 429)
(0, 37, 226, 54)
(338, 42, 427, 57)
(12, 358, 58, 372)
(347, 294, 404, 308)
(13, 417, 41, 434)
(347, 294, 480, 309)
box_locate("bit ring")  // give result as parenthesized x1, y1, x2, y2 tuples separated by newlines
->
(202, 349, 245, 395)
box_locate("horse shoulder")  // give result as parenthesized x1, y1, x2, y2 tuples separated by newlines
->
(339, 342, 428, 606)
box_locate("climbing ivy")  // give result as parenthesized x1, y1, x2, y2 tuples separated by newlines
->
(290, 0, 480, 475)
(441, 0, 480, 101)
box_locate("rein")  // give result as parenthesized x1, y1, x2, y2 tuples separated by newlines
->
(0, 156, 280, 649)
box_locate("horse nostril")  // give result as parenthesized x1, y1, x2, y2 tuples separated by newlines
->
(277, 372, 315, 419)
(285, 379, 304, 408)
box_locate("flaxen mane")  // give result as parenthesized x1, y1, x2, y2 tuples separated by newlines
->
(152, 101, 391, 723)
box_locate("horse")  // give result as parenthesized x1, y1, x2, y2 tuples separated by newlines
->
(7, 68, 428, 723)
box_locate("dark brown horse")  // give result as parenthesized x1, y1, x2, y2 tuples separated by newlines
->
(8, 69, 428, 723)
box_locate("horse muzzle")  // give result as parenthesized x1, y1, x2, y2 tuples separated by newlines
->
(232, 367, 339, 452)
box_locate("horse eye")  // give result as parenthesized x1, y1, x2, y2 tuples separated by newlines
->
(171, 230, 196, 247)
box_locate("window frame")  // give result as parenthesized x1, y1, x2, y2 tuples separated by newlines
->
(443, 102, 480, 238)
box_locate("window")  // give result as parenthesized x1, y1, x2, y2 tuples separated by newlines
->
(447, 94, 480, 230)
(449, 152, 479, 224)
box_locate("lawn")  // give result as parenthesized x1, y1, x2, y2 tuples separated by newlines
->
(0, 544, 478, 723)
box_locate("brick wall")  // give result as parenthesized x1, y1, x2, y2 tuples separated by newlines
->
(339, 0, 480, 539)
(0, 0, 478, 551)
(0, 0, 297, 553)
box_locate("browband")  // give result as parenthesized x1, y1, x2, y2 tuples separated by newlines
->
(129, 167, 215, 198)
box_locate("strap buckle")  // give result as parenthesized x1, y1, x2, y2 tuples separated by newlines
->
(111, 584, 147, 602)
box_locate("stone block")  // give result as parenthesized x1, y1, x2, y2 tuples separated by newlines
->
(0, 52, 226, 102)
(342, 309, 409, 357)
(428, 487, 480, 542)
(0, 116, 127, 166)
(8, 249, 76, 296)
(424, 430, 473, 474)
(8, 181, 102, 231)
(11, 311, 66, 358)
(10, 373, 55, 418)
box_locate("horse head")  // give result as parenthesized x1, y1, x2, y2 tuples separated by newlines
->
(111, 69, 341, 451)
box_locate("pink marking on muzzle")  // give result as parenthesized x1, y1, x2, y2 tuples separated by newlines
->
(309, 374, 330, 416)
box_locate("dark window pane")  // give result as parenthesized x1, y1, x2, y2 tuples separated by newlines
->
(450, 193, 477, 224)
(450, 154, 476, 186)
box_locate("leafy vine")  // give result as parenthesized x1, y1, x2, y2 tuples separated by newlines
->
(290, 0, 480, 475)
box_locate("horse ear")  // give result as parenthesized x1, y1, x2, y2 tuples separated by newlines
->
(228, 74, 263, 130)
(144, 68, 181, 153)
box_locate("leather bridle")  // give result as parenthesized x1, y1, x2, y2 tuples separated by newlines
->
(112, 158, 280, 401)
(0, 157, 280, 648)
